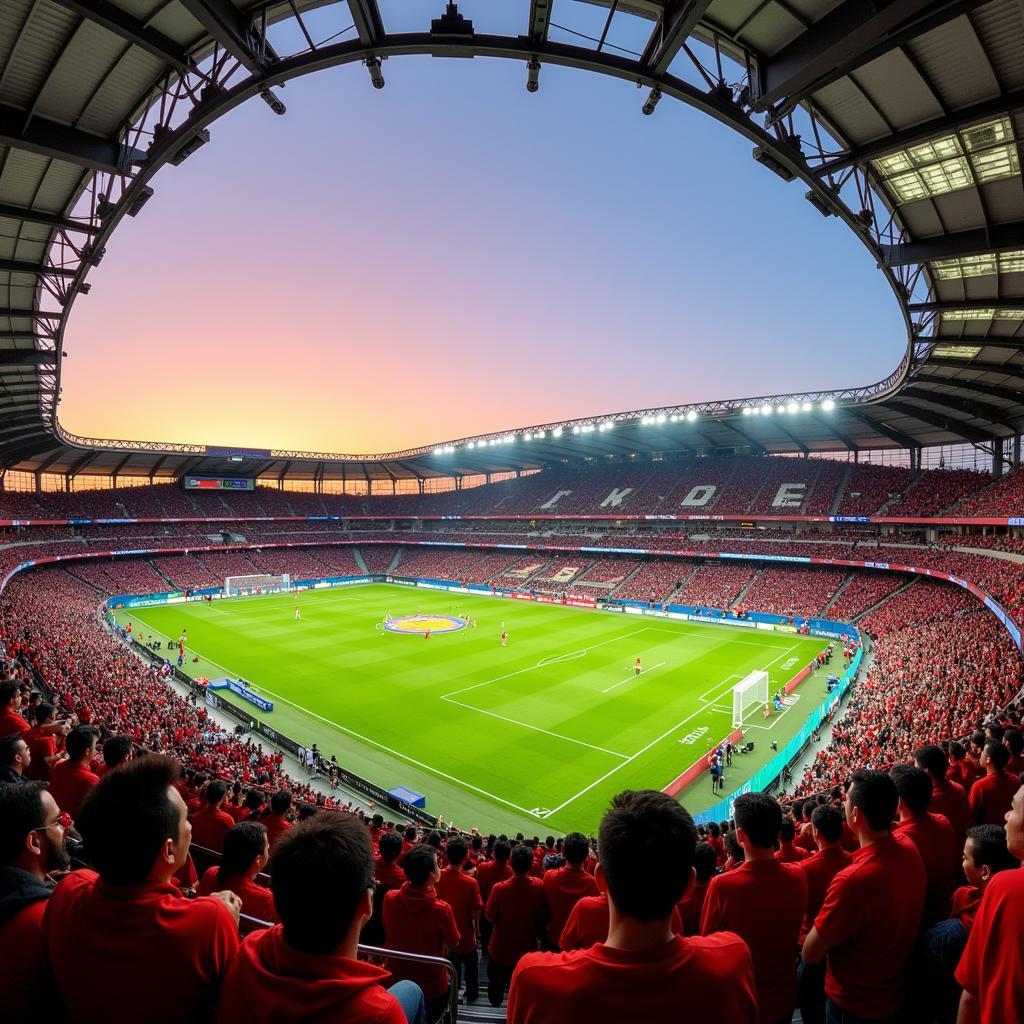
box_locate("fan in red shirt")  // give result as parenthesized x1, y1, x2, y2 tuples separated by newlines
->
(382, 844, 460, 1023)
(541, 831, 598, 948)
(561, 884, 684, 950)
(968, 741, 1019, 826)
(677, 842, 716, 936)
(362, 830, 407, 946)
(43, 754, 243, 1024)
(701, 791, 808, 1024)
(23, 703, 69, 781)
(1004, 728, 1024, 777)
(803, 769, 926, 1023)
(0, 781, 71, 1019)
(485, 843, 547, 1007)
(948, 740, 982, 793)
(956, 784, 1024, 1024)
(476, 840, 513, 907)
(0, 680, 30, 737)
(509, 790, 755, 1024)
(191, 780, 237, 854)
(915, 744, 972, 850)
(48, 724, 101, 821)
(262, 790, 295, 849)
(775, 817, 812, 863)
(97, 734, 133, 777)
(217, 813, 424, 1024)
(435, 836, 483, 1003)
(197, 821, 277, 924)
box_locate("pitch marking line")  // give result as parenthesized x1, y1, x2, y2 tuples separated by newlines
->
(601, 662, 667, 694)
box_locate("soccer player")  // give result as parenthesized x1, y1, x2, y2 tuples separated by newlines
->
(634, 658, 642, 676)
(424, 630, 430, 641)
(501, 630, 508, 647)
(294, 606, 300, 621)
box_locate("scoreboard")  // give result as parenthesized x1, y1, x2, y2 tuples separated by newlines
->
(183, 477, 254, 491)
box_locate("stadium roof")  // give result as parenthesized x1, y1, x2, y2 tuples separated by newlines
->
(1, 0, 1023, 482)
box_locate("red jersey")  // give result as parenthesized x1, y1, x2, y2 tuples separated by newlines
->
(541, 865, 599, 948)
(508, 933, 756, 1024)
(486, 874, 546, 968)
(262, 813, 294, 850)
(23, 726, 58, 781)
(929, 777, 972, 849)
(677, 878, 710, 937)
(197, 866, 277, 924)
(382, 883, 459, 999)
(476, 858, 513, 904)
(373, 856, 406, 891)
(44, 869, 239, 1024)
(700, 858, 808, 1024)
(775, 840, 811, 863)
(0, 890, 55, 1017)
(968, 771, 1019, 826)
(949, 884, 982, 933)
(0, 708, 30, 736)
(435, 866, 482, 956)
(560, 893, 683, 951)
(190, 806, 236, 854)
(894, 812, 958, 926)
(798, 846, 853, 942)
(955, 868, 1024, 1023)
(48, 760, 101, 821)
(217, 924, 405, 1024)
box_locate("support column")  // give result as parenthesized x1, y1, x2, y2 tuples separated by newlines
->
(1013, 435, 1021, 471)
(993, 443, 1005, 479)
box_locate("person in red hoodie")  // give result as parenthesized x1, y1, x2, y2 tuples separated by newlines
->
(508, 790, 756, 1024)
(191, 780, 236, 854)
(948, 740, 982, 793)
(969, 741, 1019, 826)
(436, 836, 483, 1003)
(217, 813, 425, 1024)
(197, 822, 277, 924)
(48, 724, 100, 821)
(775, 816, 812, 863)
(915, 744, 972, 851)
(363, 830, 407, 946)
(382, 843, 459, 1023)
(262, 790, 295, 849)
(475, 839, 511, 950)
(541, 831, 598, 949)
(485, 843, 547, 1006)
(0, 680, 30, 737)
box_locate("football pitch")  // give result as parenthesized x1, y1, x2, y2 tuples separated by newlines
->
(115, 584, 829, 834)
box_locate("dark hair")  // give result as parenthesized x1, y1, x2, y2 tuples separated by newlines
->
(733, 792, 783, 849)
(914, 744, 949, 780)
(0, 731, 27, 768)
(985, 741, 1010, 772)
(0, 781, 47, 863)
(270, 790, 292, 815)
(244, 790, 263, 812)
(848, 769, 898, 832)
(446, 837, 468, 867)
(270, 814, 374, 955)
(378, 831, 403, 864)
(562, 831, 589, 866)
(371, 813, 383, 828)
(206, 780, 228, 805)
(966, 824, 1019, 875)
(402, 844, 437, 886)
(32, 703, 55, 726)
(692, 842, 717, 882)
(102, 735, 133, 768)
(0, 681, 17, 707)
(404, 825, 416, 841)
(1005, 729, 1024, 756)
(492, 840, 511, 864)
(66, 724, 99, 761)
(218, 822, 268, 885)
(598, 790, 696, 922)
(779, 818, 796, 842)
(77, 754, 181, 884)
(510, 843, 534, 874)
(890, 764, 933, 814)
(811, 804, 844, 844)
(949, 741, 967, 760)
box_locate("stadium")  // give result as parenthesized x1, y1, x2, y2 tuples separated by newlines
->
(1, 1, 1023, 1023)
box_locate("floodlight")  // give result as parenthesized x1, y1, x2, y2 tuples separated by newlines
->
(526, 59, 541, 93)
(467, 441, 475, 449)
(169, 129, 210, 166)
(552, 427, 563, 437)
(505, 435, 515, 443)
(523, 433, 532, 441)
(365, 57, 385, 90)
(669, 414, 678, 423)
(742, 407, 752, 416)
(686, 410, 698, 422)
(434, 447, 443, 455)
(537, 430, 546, 438)
(821, 399, 836, 411)
(802, 401, 812, 411)
(126, 186, 154, 217)
(787, 402, 799, 413)
(761, 405, 772, 415)
(259, 88, 287, 115)
(656, 413, 666, 424)
(604, 421, 614, 430)
(642, 87, 662, 116)
(572, 425, 581, 434)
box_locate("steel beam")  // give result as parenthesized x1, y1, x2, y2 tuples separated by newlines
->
(51, 0, 191, 69)
(923, 356, 1024, 374)
(0, 349, 56, 366)
(909, 299, 1024, 313)
(0, 259, 75, 279)
(918, 369, 1024, 397)
(0, 201, 100, 236)
(845, 407, 921, 449)
(0, 309, 61, 319)
(347, 0, 384, 46)
(0, 102, 144, 174)
(812, 411, 860, 451)
(901, 384, 1020, 424)
(640, 0, 714, 76)
(881, 400, 996, 442)
(881, 221, 1024, 267)
(528, 0, 554, 45)
(178, 0, 273, 73)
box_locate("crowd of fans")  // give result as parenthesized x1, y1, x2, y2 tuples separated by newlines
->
(740, 568, 846, 620)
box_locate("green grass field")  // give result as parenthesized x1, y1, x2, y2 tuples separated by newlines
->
(115, 584, 828, 834)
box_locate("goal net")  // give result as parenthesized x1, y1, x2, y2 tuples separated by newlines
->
(732, 670, 769, 728)
(223, 573, 291, 597)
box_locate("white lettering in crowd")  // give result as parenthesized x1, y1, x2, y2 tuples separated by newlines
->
(599, 487, 635, 508)
(680, 484, 717, 508)
(539, 489, 573, 509)
(772, 483, 806, 508)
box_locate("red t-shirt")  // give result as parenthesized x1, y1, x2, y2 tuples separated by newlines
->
(436, 866, 482, 955)
(560, 894, 683, 951)
(0, 893, 54, 1017)
(48, 760, 101, 820)
(541, 865, 599, 948)
(813, 834, 926, 1019)
(262, 813, 294, 850)
(190, 806, 236, 854)
(700, 858, 807, 1024)
(955, 867, 1024, 1022)
(197, 866, 278, 924)
(476, 858, 513, 904)
(798, 846, 852, 942)
(373, 856, 406, 891)
(894, 812, 957, 926)
(23, 726, 58, 781)
(775, 840, 811, 863)
(929, 778, 972, 849)
(677, 878, 710, 937)
(486, 874, 546, 968)
(950, 884, 982, 933)
(381, 883, 459, 998)
(968, 771, 1019, 826)
(217, 924, 405, 1024)
(508, 933, 756, 1024)
(950, 759, 982, 793)
(44, 869, 239, 1024)
(0, 708, 30, 736)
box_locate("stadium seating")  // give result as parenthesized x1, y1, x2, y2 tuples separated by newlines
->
(737, 567, 846, 618)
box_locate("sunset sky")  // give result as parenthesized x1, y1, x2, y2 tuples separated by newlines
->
(60, 47, 902, 455)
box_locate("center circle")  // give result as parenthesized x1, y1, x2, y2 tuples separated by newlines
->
(385, 614, 467, 635)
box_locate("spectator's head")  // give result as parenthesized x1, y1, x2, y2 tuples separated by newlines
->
(270, 790, 292, 816)
(402, 843, 440, 887)
(981, 741, 1010, 774)
(962, 824, 1018, 891)
(378, 830, 403, 865)
(0, 681, 19, 711)
(66, 725, 99, 764)
(1006, 786, 1024, 861)
(270, 814, 375, 956)
(370, 813, 383, 830)
(846, 769, 898, 839)
(779, 818, 796, 843)
(1003, 729, 1023, 759)
(244, 790, 263, 813)
(562, 832, 589, 867)
(32, 703, 56, 727)
(404, 825, 416, 843)
(949, 741, 967, 763)
(77, 754, 187, 885)
(914, 744, 949, 782)
(445, 836, 468, 868)
(0, 781, 70, 875)
(0, 732, 31, 776)
(970, 731, 986, 757)
(101, 735, 133, 769)
(692, 842, 717, 883)
(811, 804, 844, 847)
(205, 780, 228, 808)
(733, 792, 783, 852)
(220, 822, 269, 883)
(890, 764, 933, 816)
(597, 790, 697, 923)
(509, 843, 534, 876)
(492, 839, 511, 864)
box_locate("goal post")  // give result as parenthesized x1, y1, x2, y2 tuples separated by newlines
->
(732, 670, 769, 728)
(223, 573, 291, 597)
